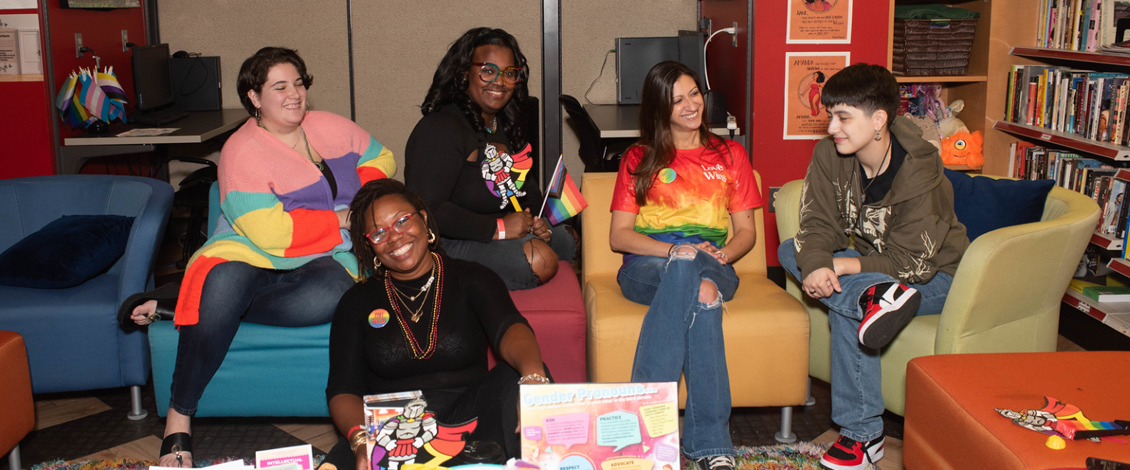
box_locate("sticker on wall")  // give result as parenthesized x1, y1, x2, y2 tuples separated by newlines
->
(786, 0, 852, 44)
(783, 52, 849, 140)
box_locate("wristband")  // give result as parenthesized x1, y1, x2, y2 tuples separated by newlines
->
(348, 424, 362, 437)
(497, 218, 506, 240)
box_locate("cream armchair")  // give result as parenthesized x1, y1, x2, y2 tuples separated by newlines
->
(581, 172, 810, 442)
(774, 177, 1100, 415)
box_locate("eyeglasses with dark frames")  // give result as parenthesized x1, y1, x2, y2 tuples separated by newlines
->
(472, 62, 523, 85)
(366, 211, 420, 245)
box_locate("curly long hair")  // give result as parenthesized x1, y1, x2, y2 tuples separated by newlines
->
(349, 179, 441, 282)
(632, 61, 726, 206)
(420, 27, 529, 151)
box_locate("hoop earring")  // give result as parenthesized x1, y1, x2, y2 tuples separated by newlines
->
(874, 129, 882, 141)
(255, 108, 263, 127)
(373, 256, 382, 269)
(427, 229, 436, 244)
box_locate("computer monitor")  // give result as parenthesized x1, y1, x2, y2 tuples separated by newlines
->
(615, 37, 678, 105)
(131, 43, 174, 111)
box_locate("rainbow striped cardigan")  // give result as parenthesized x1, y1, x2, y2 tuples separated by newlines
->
(174, 111, 396, 326)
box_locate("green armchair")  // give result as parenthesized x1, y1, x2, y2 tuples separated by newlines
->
(774, 176, 1100, 415)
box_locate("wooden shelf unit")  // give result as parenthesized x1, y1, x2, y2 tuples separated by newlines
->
(888, 0, 992, 140)
(993, 121, 1130, 160)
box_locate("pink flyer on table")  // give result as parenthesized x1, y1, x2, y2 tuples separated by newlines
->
(519, 383, 679, 470)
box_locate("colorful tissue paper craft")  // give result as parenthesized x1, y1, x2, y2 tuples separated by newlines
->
(54, 66, 128, 128)
(995, 396, 1130, 445)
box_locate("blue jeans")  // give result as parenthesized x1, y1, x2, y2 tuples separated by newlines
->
(170, 256, 355, 416)
(617, 248, 739, 459)
(443, 224, 576, 290)
(777, 239, 952, 443)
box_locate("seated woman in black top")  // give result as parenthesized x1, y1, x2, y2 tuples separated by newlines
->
(404, 27, 575, 290)
(323, 179, 551, 470)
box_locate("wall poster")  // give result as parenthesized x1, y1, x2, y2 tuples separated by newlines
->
(783, 52, 849, 140)
(786, 0, 852, 44)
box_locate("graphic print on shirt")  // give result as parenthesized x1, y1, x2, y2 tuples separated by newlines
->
(480, 142, 532, 211)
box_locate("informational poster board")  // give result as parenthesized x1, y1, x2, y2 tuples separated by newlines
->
(519, 382, 679, 470)
(783, 52, 850, 139)
(786, 0, 852, 44)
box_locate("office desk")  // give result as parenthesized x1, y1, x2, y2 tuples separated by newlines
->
(59, 109, 247, 175)
(583, 104, 739, 138)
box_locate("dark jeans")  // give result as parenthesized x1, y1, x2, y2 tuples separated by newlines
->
(442, 224, 575, 290)
(169, 257, 354, 416)
(321, 363, 548, 470)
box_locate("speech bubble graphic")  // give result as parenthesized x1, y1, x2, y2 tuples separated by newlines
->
(559, 454, 596, 470)
(598, 457, 653, 470)
(596, 411, 642, 452)
(653, 442, 678, 463)
(523, 426, 543, 441)
(638, 402, 678, 438)
(544, 412, 591, 449)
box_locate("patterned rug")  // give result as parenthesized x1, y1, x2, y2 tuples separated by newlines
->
(30, 443, 830, 470)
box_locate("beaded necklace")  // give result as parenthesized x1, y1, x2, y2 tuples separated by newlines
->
(384, 252, 444, 359)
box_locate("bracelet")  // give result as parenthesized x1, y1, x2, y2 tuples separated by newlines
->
(668, 244, 677, 257)
(518, 373, 551, 385)
(497, 218, 506, 240)
(348, 426, 369, 454)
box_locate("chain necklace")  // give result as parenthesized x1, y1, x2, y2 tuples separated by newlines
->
(384, 252, 444, 359)
(485, 116, 497, 134)
(389, 267, 435, 323)
(845, 137, 893, 236)
(298, 127, 324, 171)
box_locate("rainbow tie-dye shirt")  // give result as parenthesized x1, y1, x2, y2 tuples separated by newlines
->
(611, 140, 761, 264)
(174, 111, 396, 326)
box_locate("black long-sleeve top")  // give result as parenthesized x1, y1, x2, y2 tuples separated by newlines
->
(326, 255, 530, 412)
(404, 104, 542, 242)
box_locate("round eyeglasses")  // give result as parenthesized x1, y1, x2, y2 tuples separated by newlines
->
(473, 62, 523, 85)
(366, 211, 420, 245)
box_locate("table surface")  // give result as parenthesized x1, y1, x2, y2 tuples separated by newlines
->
(63, 109, 248, 146)
(583, 104, 739, 139)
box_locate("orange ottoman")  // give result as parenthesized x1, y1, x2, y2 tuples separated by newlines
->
(904, 352, 1130, 469)
(1, 330, 35, 469)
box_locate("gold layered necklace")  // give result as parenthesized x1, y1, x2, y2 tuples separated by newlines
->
(389, 262, 437, 322)
(384, 253, 444, 359)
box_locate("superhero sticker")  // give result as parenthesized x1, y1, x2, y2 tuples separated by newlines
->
(481, 142, 533, 211)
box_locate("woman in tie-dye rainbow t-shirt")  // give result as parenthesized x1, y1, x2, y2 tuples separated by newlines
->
(608, 61, 762, 470)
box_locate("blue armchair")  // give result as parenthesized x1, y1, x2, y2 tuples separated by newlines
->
(0, 175, 173, 419)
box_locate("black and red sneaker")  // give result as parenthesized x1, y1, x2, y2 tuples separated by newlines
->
(819, 435, 884, 470)
(857, 282, 921, 349)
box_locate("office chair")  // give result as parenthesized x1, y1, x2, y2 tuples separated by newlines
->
(170, 157, 217, 268)
(560, 95, 625, 172)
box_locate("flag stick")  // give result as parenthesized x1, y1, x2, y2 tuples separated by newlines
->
(538, 155, 565, 220)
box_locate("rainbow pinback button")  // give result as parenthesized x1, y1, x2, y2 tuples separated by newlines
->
(368, 309, 390, 328)
(658, 168, 676, 183)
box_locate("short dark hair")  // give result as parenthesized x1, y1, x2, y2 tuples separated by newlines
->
(236, 47, 314, 116)
(348, 179, 441, 281)
(820, 63, 899, 128)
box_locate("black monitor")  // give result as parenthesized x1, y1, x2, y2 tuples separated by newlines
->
(131, 43, 174, 111)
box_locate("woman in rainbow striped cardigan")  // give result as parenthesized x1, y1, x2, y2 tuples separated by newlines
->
(121, 47, 396, 467)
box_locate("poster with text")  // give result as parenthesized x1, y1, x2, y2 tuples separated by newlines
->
(783, 52, 849, 140)
(786, 0, 852, 44)
(520, 382, 679, 470)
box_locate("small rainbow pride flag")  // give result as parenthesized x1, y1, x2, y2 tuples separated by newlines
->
(539, 155, 588, 226)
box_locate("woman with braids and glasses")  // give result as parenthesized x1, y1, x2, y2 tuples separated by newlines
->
(404, 27, 575, 290)
(608, 61, 762, 470)
(322, 179, 551, 470)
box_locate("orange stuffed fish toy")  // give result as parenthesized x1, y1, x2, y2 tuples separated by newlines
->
(940, 129, 984, 170)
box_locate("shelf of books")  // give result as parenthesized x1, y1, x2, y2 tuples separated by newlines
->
(895, 75, 989, 84)
(1062, 289, 1130, 337)
(1011, 47, 1130, 68)
(995, 122, 1130, 161)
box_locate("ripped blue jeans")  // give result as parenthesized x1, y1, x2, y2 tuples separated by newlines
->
(617, 247, 739, 459)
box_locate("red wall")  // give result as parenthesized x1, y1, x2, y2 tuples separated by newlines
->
(702, 0, 890, 266)
(45, 2, 147, 140)
(0, 80, 55, 178)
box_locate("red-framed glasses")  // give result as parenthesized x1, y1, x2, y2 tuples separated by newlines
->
(365, 211, 420, 244)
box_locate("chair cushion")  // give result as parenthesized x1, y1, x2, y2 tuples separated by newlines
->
(0, 215, 134, 289)
(944, 169, 1053, 240)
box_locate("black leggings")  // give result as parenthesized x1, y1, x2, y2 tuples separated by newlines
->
(321, 363, 550, 470)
